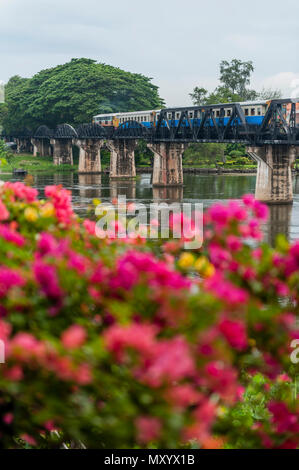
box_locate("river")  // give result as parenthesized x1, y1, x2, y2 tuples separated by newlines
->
(1, 172, 299, 244)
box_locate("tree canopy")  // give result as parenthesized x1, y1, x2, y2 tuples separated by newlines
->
(1, 58, 165, 133)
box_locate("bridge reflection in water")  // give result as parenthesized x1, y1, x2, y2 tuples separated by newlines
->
(262, 204, 292, 246)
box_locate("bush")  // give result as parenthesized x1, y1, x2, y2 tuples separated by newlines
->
(0, 183, 298, 449)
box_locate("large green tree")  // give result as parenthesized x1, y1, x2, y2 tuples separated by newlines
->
(2, 58, 165, 133)
(219, 59, 255, 99)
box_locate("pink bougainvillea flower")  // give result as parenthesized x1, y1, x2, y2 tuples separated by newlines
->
(61, 325, 87, 350)
(138, 336, 195, 387)
(268, 402, 299, 434)
(205, 272, 249, 305)
(4, 181, 38, 203)
(166, 384, 202, 408)
(219, 318, 248, 351)
(0, 200, 9, 221)
(0, 224, 25, 247)
(226, 235, 242, 252)
(0, 267, 24, 298)
(135, 416, 162, 444)
(45, 185, 74, 226)
(104, 323, 157, 361)
(34, 261, 63, 301)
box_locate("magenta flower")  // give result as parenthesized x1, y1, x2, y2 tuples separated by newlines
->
(219, 318, 248, 351)
(34, 261, 63, 310)
(0, 267, 24, 298)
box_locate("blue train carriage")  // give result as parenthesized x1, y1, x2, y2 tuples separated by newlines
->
(92, 100, 293, 131)
(155, 101, 269, 129)
(93, 110, 161, 128)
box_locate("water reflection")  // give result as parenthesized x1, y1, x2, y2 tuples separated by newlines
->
(110, 180, 136, 200)
(152, 186, 184, 202)
(52, 173, 74, 188)
(78, 174, 102, 198)
(262, 205, 292, 245)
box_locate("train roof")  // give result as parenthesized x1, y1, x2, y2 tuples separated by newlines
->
(93, 99, 299, 119)
(94, 109, 161, 118)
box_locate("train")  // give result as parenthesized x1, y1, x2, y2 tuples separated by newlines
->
(93, 100, 299, 129)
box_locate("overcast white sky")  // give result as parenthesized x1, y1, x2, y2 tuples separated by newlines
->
(0, 0, 298, 106)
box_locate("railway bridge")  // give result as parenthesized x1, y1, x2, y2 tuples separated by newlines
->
(2, 99, 299, 204)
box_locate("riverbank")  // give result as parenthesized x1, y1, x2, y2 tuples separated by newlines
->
(3, 154, 298, 176)
(0, 154, 76, 174)
(135, 167, 258, 174)
(2, 154, 258, 176)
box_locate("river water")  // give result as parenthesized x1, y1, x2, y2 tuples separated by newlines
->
(1, 172, 299, 244)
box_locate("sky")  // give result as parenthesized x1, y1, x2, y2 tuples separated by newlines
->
(0, 0, 298, 106)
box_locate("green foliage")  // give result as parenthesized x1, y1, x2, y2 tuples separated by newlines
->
(189, 87, 208, 105)
(2, 59, 165, 134)
(0, 151, 75, 173)
(219, 59, 254, 98)
(258, 88, 282, 100)
(135, 140, 153, 166)
(183, 143, 226, 166)
(0, 140, 12, 167)
(190, 59, 281, 108)
(182, 142, 255, 168)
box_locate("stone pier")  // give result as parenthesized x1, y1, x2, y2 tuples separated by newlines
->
(50, 139, 73, 166)
(75, 139, 103, 173)
(147, 142, 187, 186)
(247, 145, 297, 204)
(106, 140, 137, 179)
(31, 138, 52, 157)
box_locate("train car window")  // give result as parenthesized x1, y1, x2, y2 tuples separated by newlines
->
(257, 108, 261, 116)
(176, 113, 180, 119)
(227, 110, 231, 117)
(251, 108, 255, 116)
(189, 112, 193, 119)
(245, 108, 249, 116)
(216, 110, 220, 117)
(194, 110, 198, 118)
(144, 116, 147, 122)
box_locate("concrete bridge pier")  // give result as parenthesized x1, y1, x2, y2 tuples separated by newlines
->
(107, 139, 137, 179)
(50, 139, 73, 166)
(31, 138, 52, 157)
(147, 142, 187, 186)
(247, 145, 297, 204)
(75, 139, 102, 173)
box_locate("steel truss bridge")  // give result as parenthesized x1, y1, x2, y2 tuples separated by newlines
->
(2, 99, 299, 146)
